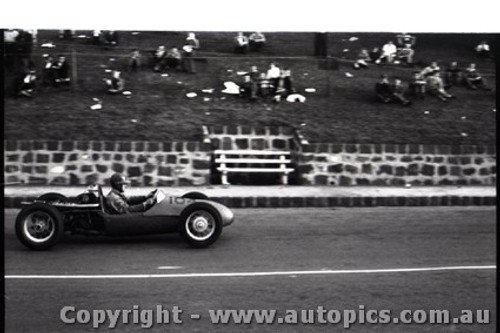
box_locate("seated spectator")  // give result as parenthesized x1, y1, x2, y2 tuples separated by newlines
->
(475, 40, 491, 58)
(104, 30, 119, 46)
(104, 70, 125, 94)
(128, 48, 141, 72)
(375, 41, 397, 64)
(419, 61, 440, 78)
(408, 71, 426, 99)
(186, 32, 200, 51)
(275, 69, 295, 97)
(463, 63, 491, 90)
(234, 32, 249, 54)
(369, 47, 381, 62)
(165, 47, 182, 70)
(396, 32, 416, 48)
(16, 68, 37, 97)
(153, 45, 167, 72)
(266, 62, 281, 93)
(396, 44, 415, 66)
(375, 75, 393, 103)
(41, 54, 56, 86)
(390, 78, 411, 106)
(258, 72, 271, 97)
(426, 72, 454, 102)
(444, 61, 462, 88)
(249, 32, 266, 52)
(353, 48, 370, 69)
(52, 55, 71, 85)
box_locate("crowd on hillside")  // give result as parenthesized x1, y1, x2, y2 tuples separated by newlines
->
(4, 29, 494, 104)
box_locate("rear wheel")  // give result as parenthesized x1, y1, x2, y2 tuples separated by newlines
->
(180, 204, 222, 248)
(15, 203, 64, 250)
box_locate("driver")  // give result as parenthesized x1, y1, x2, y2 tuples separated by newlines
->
(106, 173, 156, 214)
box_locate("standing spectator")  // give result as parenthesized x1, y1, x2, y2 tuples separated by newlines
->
(165, 47, 182, 70)
(375, 41, 397, 64)
(463, 63, 491, 90)
(59, 30, 74, 40)
(104, 70, 125, 94)
(153, 45, 167, 72)
(375, 75, 393, 103)
(182, 32, 200, 74)
(16, 68, 37, 97)
(266, 62, 281, 93)
(408, 71, 426, 99)
(248, 65, 260, 99)
(128, 49, 141, 72)
(444, 61, 462, 88)
(369, 47, 381, 62)
(396, 32, 416, 48)
(41, 54, 56, 86)
(426, 72, 454, 102)
(390, 78, 411, 106)
(276, 69, 295, 97)
(234, 32, 249, 54)
(249, 32, 266, 52)
(52, 55, 71, 86)
(475, 41, 491, 58)
(92, 30, 102, 45)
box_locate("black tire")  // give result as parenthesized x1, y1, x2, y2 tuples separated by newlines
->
(15, 203, 64, 250)
(37, 192, 69, 203)
(181, 191, 209, 200)
(179, 203, 223, 248)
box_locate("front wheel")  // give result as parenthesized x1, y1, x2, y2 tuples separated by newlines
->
(15, 203, 64, 250)
(180, 204, 223, 248)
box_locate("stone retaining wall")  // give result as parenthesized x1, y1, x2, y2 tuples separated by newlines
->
(298, 143, 496, 185)
(4, 140, 212, 186)
(4, 140, 496, 186)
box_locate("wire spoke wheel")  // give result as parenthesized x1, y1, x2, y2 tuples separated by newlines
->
(185, 210, 216, 241)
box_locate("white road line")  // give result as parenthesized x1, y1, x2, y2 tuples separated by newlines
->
(5, 265, 496, 279)
(157, 266, 183, 270)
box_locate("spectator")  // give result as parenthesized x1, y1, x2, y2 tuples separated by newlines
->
(16, 68, 37, 97)
(426, 72, 454, 102)
(444, 61, 462, 88)
(249, 32, 266, 52)
(258, 73, 271, 97)
(420, 61, 440, 78)
(52, 55, 71, 86)
(266, 62, 281, 93)
(240, 75, 253, 99)
(41, 54, 56, 86)
(396, 44, 415, 66)
(234, 32, 249, 54)
(369, 47, 381, 62)
(375, 75, 393, 103)
(279, 69, 295, 96)
(92, 30, 102, 45)
(408, 71, 426, 99)
(182, 33, 199, 74)
(396, 32, 416, 48)
(128, 49, 141, 72)
(153, 45, 167, 72)
(165, 47, 182, 70)
(375, 41, 397, 64)
(104, 70, 125, 94)
(58, 30, 74, 40)
(248, 65, 260, 99)
(390, 78, 411, 106)
(475, 41, 491, 58)
(104, 30, 119, 46)
(463, 63, 491, 90)
(353, 48, 370, 69)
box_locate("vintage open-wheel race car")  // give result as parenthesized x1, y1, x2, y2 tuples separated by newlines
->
(15, 185, 234, 250)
